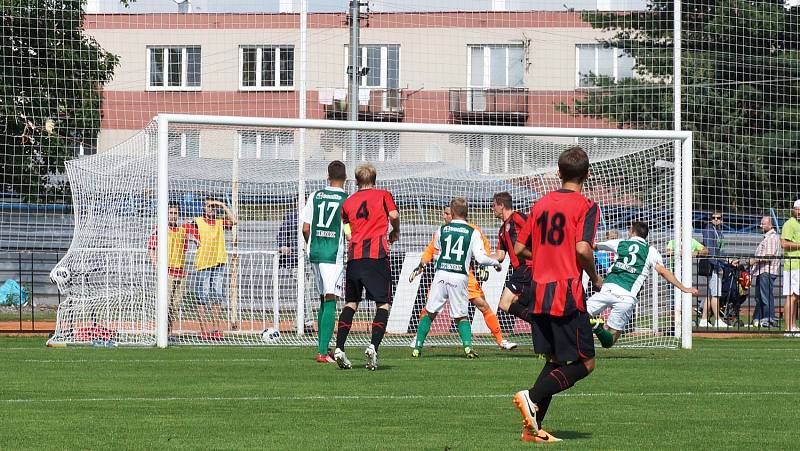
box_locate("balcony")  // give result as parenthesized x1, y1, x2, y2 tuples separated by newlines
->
(448, 87, 529, 125)
(321, 88, 405, 122)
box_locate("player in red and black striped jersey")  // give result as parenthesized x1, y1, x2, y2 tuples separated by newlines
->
(491, 192, 534, 324)
(333, 164, 400, 371)
(509, 146, 603, 444)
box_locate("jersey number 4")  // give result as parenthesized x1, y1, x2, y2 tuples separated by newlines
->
(536, 212, 566, 245)
(356, 200, 369, 220)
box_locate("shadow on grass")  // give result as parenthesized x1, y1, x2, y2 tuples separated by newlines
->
(549, 430, 592, 440)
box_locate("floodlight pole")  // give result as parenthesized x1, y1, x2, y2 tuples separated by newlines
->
(348, 0, 361, 160)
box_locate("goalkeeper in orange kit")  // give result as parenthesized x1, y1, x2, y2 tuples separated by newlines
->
(409, 205, 517, 350)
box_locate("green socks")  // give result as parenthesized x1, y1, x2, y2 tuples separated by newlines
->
(415, 315, 433, 349)
(457, 319, 472, 348)
(317, 299, 337, 355)
(593, 322, 615, 348)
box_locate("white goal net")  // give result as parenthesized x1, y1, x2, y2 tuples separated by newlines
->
(47, 116, 692, 349)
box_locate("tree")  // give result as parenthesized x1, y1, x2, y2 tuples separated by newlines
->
(1, 0, 118, 203)
(559, 0, 800, 215)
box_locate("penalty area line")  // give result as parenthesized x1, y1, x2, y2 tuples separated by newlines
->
(1, 391, 798, 404)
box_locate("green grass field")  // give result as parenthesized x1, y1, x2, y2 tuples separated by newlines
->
(1, 337, 798, 450)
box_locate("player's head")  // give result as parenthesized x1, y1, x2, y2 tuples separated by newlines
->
(450, 197, 468, 220)
(442, 205, 452, 224)
(168, 202, 180, 225)
(327, 160, 347, 184)
(492, 192, 512, 218)
(793, 199, 800, 218)
(710, 211, 723, 226)
(203, 197, 217, 218)
(355, 164, 376, 188)
(605, 229, 619, 240)
(557, 146, 590, 184)
(629, 221, 649, 240)
(760, 215, 774, 232)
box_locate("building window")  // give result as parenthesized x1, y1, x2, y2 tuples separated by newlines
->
(344, 45, 400, 89)
(465, 135, 528, 174)
(575, 44, 634, 88)
(240, 46, 295, 90)
(238, 130, 294, 159)
(146, 130, 200, 157)
(468, 44, 525, 88)
(147, 46, 201, 90)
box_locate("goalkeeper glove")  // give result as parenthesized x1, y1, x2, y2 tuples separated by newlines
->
(474, 265, 490, 283)
(409, 263, 425, 282)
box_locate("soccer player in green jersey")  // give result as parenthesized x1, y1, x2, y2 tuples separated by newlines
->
(411, 197, 501, 358)
(587, 221, 699, 347)
(300, 161, 348, 363)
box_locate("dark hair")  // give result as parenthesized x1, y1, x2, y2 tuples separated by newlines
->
(168, 202, 180, 211)
(204, 196, 217, 203)
(630, 221, 649, 240)
(450, 197, 468, 219)
(328, 160, 347, 181)
(558, 146, 590, 183)
(492, 192, 512, 209)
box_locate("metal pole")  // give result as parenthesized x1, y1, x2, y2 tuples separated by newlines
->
(348, 0, 361, 160)
(681, 136, 693, 350)
(156, 115, 170, 348)
(296, 0, 308, 336)
(673, 0, 685, 346)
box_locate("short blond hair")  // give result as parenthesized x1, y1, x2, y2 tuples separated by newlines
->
(355, 164, 376, 187)
(450, 197, 468, 219)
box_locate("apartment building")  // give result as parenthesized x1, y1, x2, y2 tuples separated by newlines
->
(85, 5, 634, 173)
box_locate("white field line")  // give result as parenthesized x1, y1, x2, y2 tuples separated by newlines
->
(1, 392, 798, 404)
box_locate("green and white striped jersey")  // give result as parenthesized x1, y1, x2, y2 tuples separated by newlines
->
(597, 236, 663, 298)
(300, 187, 347, 264)
(433, 219, 499, 276)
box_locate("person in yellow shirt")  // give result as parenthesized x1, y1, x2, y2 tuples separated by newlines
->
(148, 203, 196, 334)
(782, 199, 800, 334)
(409, 205, 517, 350)
(188, 197, 237, 339)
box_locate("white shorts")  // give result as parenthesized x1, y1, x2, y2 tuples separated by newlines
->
(426, 271, 469, 319)
(709, 271, 722, 297)
(586, 287, 636, 332)
(783, 269, 800, 296)
(312, 262, 344, 297)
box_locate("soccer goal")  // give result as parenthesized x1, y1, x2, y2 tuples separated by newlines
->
(47, 115, 694, 349)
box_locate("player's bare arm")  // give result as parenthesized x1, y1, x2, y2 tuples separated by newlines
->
(655, 263, 699, 295)
(513, 240, 532, 260)
(302, 222, 310, 243)
(388, 209, 400, 243)
(577, 241, 602, 288)
(210, 200, 238, 225)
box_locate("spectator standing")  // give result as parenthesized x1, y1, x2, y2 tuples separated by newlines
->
(782, 200, 800, 334)
(701, 211, 727, 327)
(749, 216, 781, 328)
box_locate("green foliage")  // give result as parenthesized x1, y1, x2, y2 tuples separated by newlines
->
(560, 1, 800, 214)
(0, 0, 118, 203)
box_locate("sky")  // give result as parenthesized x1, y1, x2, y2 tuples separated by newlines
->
(86, 0, 649, 14)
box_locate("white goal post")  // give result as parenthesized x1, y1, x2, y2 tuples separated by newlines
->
(47, 114, 692, 349)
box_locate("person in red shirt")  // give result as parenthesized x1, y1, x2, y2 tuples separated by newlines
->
(333, 164, 400, 371)
(491, 192, 534, 325)
(147, 203, 197, 334)
(510, 146, 602, 444)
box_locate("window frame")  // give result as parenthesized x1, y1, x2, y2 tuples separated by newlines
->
(343, 44, 401, 89)
(239, 45, 295, 91)
(146, 46, 202, 91)
(237, 130, 295, 160)
(466, 44, 525, 88)
(574, 44, 634, 88)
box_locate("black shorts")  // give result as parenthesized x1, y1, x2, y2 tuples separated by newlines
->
(530, 310, 595, 363)
(505, 265, 531, 296)
(345, 257, 392, 304)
